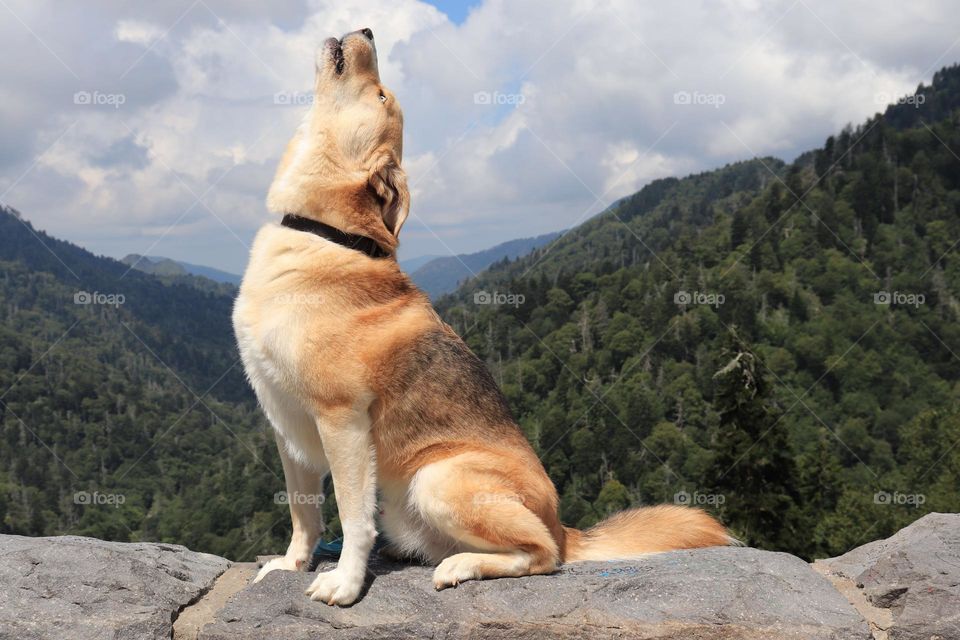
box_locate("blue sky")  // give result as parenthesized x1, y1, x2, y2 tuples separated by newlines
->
(0, 0, 956, 274)
(424, 0, 479, 24)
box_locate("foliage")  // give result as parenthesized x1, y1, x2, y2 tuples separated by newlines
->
(0, 216, 345, 559)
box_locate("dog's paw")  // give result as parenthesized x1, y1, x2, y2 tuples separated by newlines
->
(253, 555, 306, 583)
(433, 554, 481, 590)
(305, 568, 364, 605)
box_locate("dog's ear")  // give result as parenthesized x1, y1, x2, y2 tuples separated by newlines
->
(368, 149, 409, 238)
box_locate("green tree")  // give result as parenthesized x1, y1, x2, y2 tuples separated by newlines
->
(706, 334, 801, 552)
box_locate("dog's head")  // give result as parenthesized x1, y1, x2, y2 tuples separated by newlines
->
(268, 28, 408, 254)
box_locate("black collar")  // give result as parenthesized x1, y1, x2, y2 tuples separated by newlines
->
(280, 214, 389, 259)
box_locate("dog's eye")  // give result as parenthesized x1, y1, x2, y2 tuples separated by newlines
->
(379, 93, 387, 104)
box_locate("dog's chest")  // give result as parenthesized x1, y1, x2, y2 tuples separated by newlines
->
(234, 290, 297, 391)
(232, 229, 316, 396)
(232, 245, 328, 464)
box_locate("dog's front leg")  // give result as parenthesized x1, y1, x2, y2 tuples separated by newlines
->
(255, 433, 328, 583)
(305, 405, 377, 605)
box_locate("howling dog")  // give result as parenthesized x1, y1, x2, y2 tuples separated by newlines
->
(233, 28, 732, 606)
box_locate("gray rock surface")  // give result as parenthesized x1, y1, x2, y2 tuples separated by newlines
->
(817, 512, 960, 640)
(0, 534, 230, 640)
(7, 517, 958, 640)
(199, 547, 870, 640)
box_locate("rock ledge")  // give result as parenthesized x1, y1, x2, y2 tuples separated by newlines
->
(0, 534, 229, 640)
(2, 514, 958, 640)
(816, 513, 960, 640)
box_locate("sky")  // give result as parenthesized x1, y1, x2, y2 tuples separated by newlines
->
(0, 0, 957, 274)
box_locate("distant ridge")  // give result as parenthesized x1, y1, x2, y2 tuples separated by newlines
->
(407, 231, 561, 299)
(399, 254, 442, 273)
(121, 254, 241, 286)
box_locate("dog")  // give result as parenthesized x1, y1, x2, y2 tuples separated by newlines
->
(233, 28, 732, 606)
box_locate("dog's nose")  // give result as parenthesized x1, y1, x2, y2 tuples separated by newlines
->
(360, 28, 373, 40)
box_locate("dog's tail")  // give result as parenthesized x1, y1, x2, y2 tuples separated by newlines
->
(562, 505, 734, 562)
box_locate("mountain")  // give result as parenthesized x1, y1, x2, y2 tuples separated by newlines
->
(434, 63, 960, 559)
(408, 231, 561, 298)
(398, 253, 442, 273)
(176, 259, 242, 285)
(120, 254, 189, 278)
(121, 254, 241, 286)
(0, 208, 310, 560)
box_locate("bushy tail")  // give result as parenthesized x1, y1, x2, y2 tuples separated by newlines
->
(563, 505, 734, 562)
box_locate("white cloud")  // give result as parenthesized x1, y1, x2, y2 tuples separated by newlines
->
(114, 19, 165, 46)
(0, 0, 956, 273)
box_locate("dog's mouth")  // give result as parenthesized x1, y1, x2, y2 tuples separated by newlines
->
(324, 30, 375, 77)
(325, 37, 345, 75)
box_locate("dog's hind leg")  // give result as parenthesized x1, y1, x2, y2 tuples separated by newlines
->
(410, 453, 560, 590)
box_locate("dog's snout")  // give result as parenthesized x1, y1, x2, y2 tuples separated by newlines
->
(360, 28, 373, 40)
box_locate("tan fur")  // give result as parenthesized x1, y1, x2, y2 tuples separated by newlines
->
(563, 506, 733, 562)
(234, 29, 732, 606)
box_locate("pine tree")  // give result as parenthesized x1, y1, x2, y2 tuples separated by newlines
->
(706, 331, 801, 552)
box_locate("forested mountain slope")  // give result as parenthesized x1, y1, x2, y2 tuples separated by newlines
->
(435, 64, 960, 559)
(0, 209, 294, 559)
